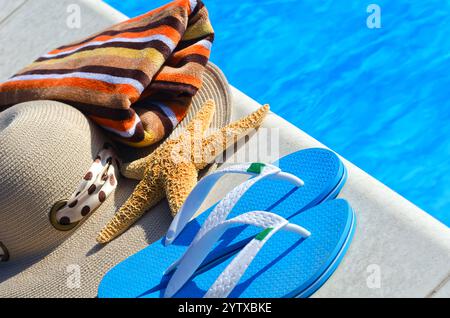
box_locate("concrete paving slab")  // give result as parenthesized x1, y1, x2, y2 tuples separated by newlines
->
(0, 0, 126, 80)
(0, 0, 26, 24)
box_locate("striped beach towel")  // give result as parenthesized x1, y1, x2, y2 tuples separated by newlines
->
(0, 0, 214, 147)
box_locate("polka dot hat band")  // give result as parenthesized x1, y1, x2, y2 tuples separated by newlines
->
(50, 144, 120, 231)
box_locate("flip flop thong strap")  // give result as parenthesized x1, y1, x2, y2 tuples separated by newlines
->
(165, 164, 304, 273)
(164, 211, 310, 298)
(165, 162, 304, 245)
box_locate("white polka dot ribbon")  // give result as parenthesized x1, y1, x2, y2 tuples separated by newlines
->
(55, 144, 120, 226)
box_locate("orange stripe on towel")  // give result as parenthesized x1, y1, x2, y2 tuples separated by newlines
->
(166, 101, 189, 122)
(90, 115, 138, 132)
(154, 73, 202, 88)
(170, 45, 211, 64)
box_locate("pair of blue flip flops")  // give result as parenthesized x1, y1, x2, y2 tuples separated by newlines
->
(98, 148, 356, 298)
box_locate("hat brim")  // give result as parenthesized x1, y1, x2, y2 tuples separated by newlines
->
(0, 63, 232, 297)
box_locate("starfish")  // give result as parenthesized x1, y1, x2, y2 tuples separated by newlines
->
(97, 100, 270, 244)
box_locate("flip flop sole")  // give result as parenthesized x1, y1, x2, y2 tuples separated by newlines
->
(98, 148, 346, 298)
(296, 205, 356, 298)
(143, 199, 355, 298)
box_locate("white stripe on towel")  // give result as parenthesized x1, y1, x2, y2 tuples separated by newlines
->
(100, 113, 141, 138)
(189, 0, 198, 12)
(151, 101, 179, 128)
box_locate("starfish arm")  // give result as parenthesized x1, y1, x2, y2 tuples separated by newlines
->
(120, 148, 161, 180)
(96, 168, 164, 244)
(120, 158, 148, 180)
(196, 104, 270, 169)
(164, 162, 199, 216)
(184, 99, 216, 136)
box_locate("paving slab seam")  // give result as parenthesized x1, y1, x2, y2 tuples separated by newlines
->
(0, 0, 28, 27)
(426, 271, 450, 298)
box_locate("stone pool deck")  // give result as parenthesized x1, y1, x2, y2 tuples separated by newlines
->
(0, 0, 449, 297)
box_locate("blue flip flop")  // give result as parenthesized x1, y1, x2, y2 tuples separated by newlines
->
(98, 148, 347, 298)
(143, 199, 355, 298)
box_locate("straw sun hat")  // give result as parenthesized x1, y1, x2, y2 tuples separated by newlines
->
(0, 63, 231, 298)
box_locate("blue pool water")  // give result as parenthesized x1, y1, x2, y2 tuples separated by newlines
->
(105, 0, 450, 226)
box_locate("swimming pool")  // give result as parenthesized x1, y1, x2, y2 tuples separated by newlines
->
(104, 0, 450, 226)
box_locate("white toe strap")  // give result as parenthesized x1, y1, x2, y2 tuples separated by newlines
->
(165, 162, 304, 245)
(205, 222, 309, 298)
(164, 211, 310, 298)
